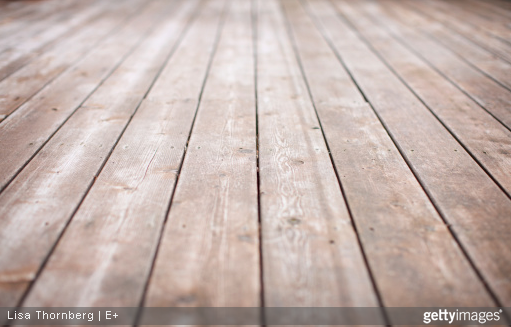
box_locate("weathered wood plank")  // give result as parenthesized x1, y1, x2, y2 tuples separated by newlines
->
(21, 0, 225, 309)
(285, 0, 494, 309)
(0, 0, 198, 307)
(335, 0, 511, 207)
(0, 0, 109, 81)
(356, 0, 511, 131)
(0, 0, 174, 193)
(403, 0, 511, 64)
(0, 0, 147, 122)
(450, 0, 511, 24)
(256, 0, 379, 314)
(382, 0, 511, 91)
(423, 0, 511, 43)
(143, 0, 261, 309)
(0, 0, 98, 47)
(310, 0, 511, 306)
(0, 0, 77, 42)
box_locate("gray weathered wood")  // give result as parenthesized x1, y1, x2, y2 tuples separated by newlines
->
(0, 0, 147, 122)
(310, 0, 511, 306)
(257, 0, 379, 314)
(285, 0, 494, 309)
(0, 0, 78, 44)
(0, 0, 198, 307)
(0, 0, 93, 50)
(143, 0, 261, 309)
(21, 0, 225, 309)
(419, 0, 511, 44)
(382, 0, 511, 91)
(0, 0, 110, 81)
(404, 0, 511, 64)
(358, 0, 511, 131)
(335, 0, 511, 205)
(0, 0, 175, 193)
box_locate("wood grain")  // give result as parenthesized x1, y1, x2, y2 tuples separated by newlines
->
(0, 0, 198, 307)
(286, 0, 494, 309)
(0, 0, 91, 50)
(310, 0, 511, 306)
(143, 0, 261, 309)
(22, 0, 225, 309)
(0, 0, 109, 81)
(404, 0, 511, 64)
(257, 0, 379, 315)
(0, 0, 147, 122)
(0, 0, 510, 313)
(357, 1, 511, 131)
(335, 0, 511, 203)
(0, 0, 174, 192)
(380, 0, 511, 92)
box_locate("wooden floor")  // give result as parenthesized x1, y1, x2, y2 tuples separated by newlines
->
(1, 0, 511, 318)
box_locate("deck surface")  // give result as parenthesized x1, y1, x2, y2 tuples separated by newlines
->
(1, 0, 511, 321)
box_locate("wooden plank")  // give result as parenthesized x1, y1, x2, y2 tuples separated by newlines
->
(403, 0, 511, 64)
(0, 0, 147, 122)
(0, 0, 197, 307)
(335, 0, 511, 203)
(0, 0, 73, 22)
(357, 0, 511, 131)
(0, 0, 109, 81)
(0, 0, 175, 193)
(423, 0, 511, 43)
(309, 0, 511, 307)
(256, 0, 379, 313)
(20, 0, 226, 309)
(143, 0, 261, 308)
(452, 0, 511, 24)
(381, 0, 511, 91)
(0, 0, 95, 50)
(0, 0, 78, 43)
(0, 1, 75, 32)
(283, 0, 494, 309)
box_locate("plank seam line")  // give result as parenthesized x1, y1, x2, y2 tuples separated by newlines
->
(383, 0, 511, 91)
(0, 2, 84, 56)
(327, 0, 507, 312)
(421, 0, 511, 48)
(133, 1, 229, 324)
(284, 0, 389, 323)
(349, 3, 511, 200)
(0, 0, 103, 47)
(0, 0, 166, 197)
(0, 0, 111, 84)
(399, 0, 511, 66)
(0, 0, 152, 124)
(11, 0, 196, 311)
(251, 0, 267, 321)
(379, 2, 511, 134)
(421, 28, 511, 94)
